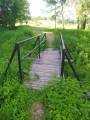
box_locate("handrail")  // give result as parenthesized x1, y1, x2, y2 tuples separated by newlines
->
(21, 39, 45, 61)
(16, 33, 45, 44)
(5, 33, 46, 83)
(60, 32, 80, 81)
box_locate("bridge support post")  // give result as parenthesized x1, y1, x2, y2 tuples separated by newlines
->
(38, 36, 40, 58)
(64, 49, 80, 82)
(4, 45, 17, 75)
(17, 44, 22, 83)
(61, 49, 65, 76)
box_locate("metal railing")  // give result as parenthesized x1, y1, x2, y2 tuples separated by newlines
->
(60, 32, 80, 81)
(5, 33, 46, 83)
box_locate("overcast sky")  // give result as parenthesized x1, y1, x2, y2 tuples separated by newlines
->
(29, 0, 76, 20)
(29, 0, 48, 17)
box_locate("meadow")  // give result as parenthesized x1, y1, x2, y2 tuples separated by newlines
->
(0, 25, 90, 119)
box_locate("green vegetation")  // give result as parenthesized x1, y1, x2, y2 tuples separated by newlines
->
(0, 26, 46, 119)
(40, 28, 90, 120)
(0, 0, 30, 29)
(52, 29, 90, 92)
(0, 26, 90, 119)
(0, 26, 34, 82)
(42, 78, 90, 120)
(75, 0, 90, 29)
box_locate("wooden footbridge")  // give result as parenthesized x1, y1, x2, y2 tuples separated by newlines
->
(5, 32, 80, 90)
(25, 48, 60, 89)
(4, 32, 90, 97)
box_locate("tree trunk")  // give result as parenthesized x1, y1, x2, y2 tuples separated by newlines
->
(62, 14, 64, 29)
(55, 15, 56, 29)
(9, 20, 16, 29)
(62, 7, 64, 29)
(55, 5, 56, 29)
(82, 16, 86, 29)
(77, 17, 80, 29)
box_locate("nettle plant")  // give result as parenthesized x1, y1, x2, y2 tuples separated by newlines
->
(42, 77, 90, 120)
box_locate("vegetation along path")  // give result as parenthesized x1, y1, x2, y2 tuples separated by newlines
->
(25, 33, 60, 89)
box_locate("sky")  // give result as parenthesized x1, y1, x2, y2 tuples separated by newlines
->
(29, 0, 76, 20)
(29, 0, 48, 17)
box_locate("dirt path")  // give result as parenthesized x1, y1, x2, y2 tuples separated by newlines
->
(29, 103, 46, 120)
(46, 32, 54, 47)
(32, 27, 54, 48)
(26, 28, 56, 119)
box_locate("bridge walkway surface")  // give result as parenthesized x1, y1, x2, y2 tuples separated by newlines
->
(25, 48, 60, 89)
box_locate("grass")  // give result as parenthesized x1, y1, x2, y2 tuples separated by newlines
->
(41, 28, 90, 120)
(52, 29, 90, 92)
(0, 25, 47, 120)
(0, 25, 90, 120)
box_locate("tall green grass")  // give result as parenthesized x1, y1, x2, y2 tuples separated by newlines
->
(39, 28, 90, 120)
(0, 26, 46, 119)
(0, 26, 90, 119)
(52, 29, 90, 92)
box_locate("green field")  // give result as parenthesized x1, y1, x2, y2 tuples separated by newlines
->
(0, 26, 90, 119)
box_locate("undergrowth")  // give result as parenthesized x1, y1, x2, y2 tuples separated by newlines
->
(41, 77, 90, 120)
(0, 25, 46, 119)
(52, 29, 90, 92)
(0, 26, 90, 119)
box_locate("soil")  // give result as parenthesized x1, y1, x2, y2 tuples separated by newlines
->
(32, 27, 54, 48)
(46, 32, 54, 47)
(30, 103, 46, 120)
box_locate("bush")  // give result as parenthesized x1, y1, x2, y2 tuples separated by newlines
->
(42, 77, 90, 120)
(0, 26, 39, 119)
(52, 29, 90, 92)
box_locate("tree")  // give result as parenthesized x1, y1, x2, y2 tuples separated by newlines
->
(0, 0, 10, 27)
(60, 0, 67, 28)
(43, 0, 58, 29)
(43, 0, 67, 28)
(0, 0, 30, 28)
(75, 0, 90, 29)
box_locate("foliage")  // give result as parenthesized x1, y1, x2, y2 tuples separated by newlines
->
(0, 0, 30, 29)
(52, 29, 90, 92)
(75, 0, 90, 29)
(0, 26, 90, 119)
(0, 26, 47, 119)
(43, 0, 67, 29)
(42, 77, 90, 119)
(0, 78, 42, 120)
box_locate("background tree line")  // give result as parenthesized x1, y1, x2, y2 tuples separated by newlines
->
(0, 0, 30, 29)
(43, 0, 90, 29)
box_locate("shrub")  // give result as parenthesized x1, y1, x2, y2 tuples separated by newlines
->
(42, 77, 90, 120)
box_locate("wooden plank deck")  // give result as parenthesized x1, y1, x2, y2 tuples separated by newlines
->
(24, 48, 60, 89)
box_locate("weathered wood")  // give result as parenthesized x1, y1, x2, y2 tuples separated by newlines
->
(83, 93, 90, 99)
(64, 59, 73, 62)
(24, 48, 60, 89)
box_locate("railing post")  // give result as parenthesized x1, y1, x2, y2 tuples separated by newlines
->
(4, 45, 17, 75)
(61, 49, 65, 76)
(38, 36, 40, 58)
(64, 49, 80, 81)
(65, 43, 72, 59)
(45, 33, 46, 49)
(16, 44, 22, 83)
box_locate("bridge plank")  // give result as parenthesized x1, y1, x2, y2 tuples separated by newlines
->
(24, 48, 60, 89)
